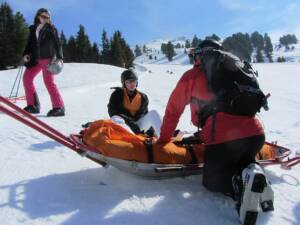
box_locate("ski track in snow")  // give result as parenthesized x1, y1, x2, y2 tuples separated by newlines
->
(0, 63, 300, 225)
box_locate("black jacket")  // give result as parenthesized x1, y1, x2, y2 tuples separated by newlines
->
(108, 87, 149, 133)
(23, 23, 63, 68)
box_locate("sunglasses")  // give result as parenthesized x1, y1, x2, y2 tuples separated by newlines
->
(125, 79, 137, 84)
(40, 15, 50, 19)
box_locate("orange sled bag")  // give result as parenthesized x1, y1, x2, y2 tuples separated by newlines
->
(83, 120, 284, 164)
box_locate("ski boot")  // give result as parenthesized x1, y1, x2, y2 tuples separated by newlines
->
(237, 163, 269, 225)
(23, 92, 40, 114)
(47, 107, 65, 117)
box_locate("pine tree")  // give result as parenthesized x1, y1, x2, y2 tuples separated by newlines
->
(161, 43, 167, 54)
(223, 32, 253, 62)
(66, 36, 77, 62)
(75, 24, 92, 62)
(264, 33, 273, 62)
(90, 42, 100, 63)
(11, 11, 28, 66)
(251, 32, 264, 49)
(116, 31, 134, 68)
(279, 34, 298, 48)
(110, 32, 125, 67)
(143, 45, 147, 53)
(101, 29, 110, 64)
(185, 40, 191, 48)
(134, 45, 142, 57)
(166, 41, 175, 61)
(0, 2, 19, 70)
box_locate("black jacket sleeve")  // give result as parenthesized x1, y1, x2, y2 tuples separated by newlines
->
(50, 26, 63, 60)
(108, 89, 123, 117)
(23, 26, 34, 56)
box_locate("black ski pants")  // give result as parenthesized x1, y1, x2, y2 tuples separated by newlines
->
(202, 134, 265, 196)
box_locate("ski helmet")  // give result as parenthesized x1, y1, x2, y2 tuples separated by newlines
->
(47, 59, 63, 75)
(121, 69, 138, 84)
(195, 39, 222, 55)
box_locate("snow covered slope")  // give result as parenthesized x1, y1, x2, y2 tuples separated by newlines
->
(134, 37, 190, 65)
(0, 63, 300, 225)
(273, 43, 300, 62)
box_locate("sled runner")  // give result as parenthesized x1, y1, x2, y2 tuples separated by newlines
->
(0, 95, 299, 179)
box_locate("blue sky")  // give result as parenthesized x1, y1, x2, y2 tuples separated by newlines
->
(5, 0, 300, 46)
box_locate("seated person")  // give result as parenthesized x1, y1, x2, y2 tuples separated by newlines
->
(108, 69, 161, 136)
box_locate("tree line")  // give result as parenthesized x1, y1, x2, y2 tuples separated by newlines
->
(0, 2, 134, 70)
(139, 32, 297, 63)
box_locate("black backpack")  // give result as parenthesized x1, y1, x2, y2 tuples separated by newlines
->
(198, 49, 269, 128)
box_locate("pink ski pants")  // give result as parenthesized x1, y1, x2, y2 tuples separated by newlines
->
(23, 59, 64, 108)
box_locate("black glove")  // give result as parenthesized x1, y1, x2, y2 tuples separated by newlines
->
(127, 120, 141, 134)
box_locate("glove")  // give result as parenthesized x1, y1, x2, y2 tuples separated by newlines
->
(126, 120, 141, 134)
(23, 54, 30, 63)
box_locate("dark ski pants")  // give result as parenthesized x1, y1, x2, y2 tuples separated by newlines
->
(202, 134, 265, 196)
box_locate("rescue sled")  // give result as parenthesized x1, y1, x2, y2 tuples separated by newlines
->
(68, 119, 293, 178)
(0, 95, 299, 179)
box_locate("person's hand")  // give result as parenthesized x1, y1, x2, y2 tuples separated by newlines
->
(56, 59, 63, 65)
(23, 54, 30, 63)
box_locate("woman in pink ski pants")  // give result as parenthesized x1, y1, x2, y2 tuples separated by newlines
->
(23, 8, 65, 117)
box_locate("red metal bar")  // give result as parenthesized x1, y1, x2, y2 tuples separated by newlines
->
(0, 96, 71, 143)
(0, 96, 107, 167)
(281, 157, 300, 169)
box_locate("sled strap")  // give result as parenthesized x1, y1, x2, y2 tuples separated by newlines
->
(144, 139, 154, 163)
(185, 144, 198, 164)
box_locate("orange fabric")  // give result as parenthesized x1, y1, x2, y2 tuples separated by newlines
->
(122, 89, 142, 116)
(83, 120, 280, 164)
